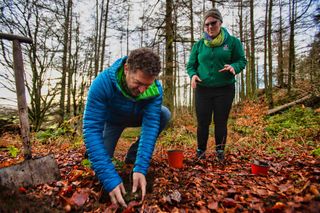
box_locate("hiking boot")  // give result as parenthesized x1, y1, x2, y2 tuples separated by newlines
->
(196, 149, 206, 159)
(216, 150, 225, 162)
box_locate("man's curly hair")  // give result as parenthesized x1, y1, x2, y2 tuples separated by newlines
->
(126, 48, 161, 76)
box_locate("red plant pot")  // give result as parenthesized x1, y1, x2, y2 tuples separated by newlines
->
(167, 150, 184, 169)
(251, 160, 270, 175)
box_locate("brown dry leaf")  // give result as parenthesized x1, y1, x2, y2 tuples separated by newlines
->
(70, 188, 90, 207)
(278, 182, 294, 193)
(287, 201, 302, 208)
(266, 184, 278, 192)
(68, 169, 84, 181)
(272, 202, 286, 210)
(173, 176, 179, 182)
(295, 180, 310, 194)
(166, 190, 181, 203)
(104, 203, 118, 213)
(185, 125, 196, 134)
(0, 161, 13, 168)
(309, 184, 319, 196)
(196, 206, 210, 213)
(293, 196, 304, 202)
(222, 198, 237, 208)
(170, 207, 180, 213)
(196, 200, 206, 207)
(156, 177, 169, 186)
(250, 202, 264, 211)
(207, 200, 218, 210)
(192, 177, 202, 187)
(122, 201, 140, 213)
(254, 188, 269, 197)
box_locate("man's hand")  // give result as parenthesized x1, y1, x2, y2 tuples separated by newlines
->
(109, 183, 127, 208)
(219, 64, 235, 75)
(132, 172, 146, 202)
(191, 75, 202, 89)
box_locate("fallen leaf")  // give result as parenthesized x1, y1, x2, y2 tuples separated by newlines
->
(105, 203, 118, 213)
(272, 202, 286, 210)
(122, 201, 140, 213)
(207, 200, 218, 210)
(65, 188, 90, 207)
(64, 204, 71, 212)
(295, 180, 310, 194)
(68, 169, 84, 181)
(278, 183, 293, 193)
(196, 206, 210, 213)
(196, 200, 206, 207)
(18, 186, 27, 193)
(222, 198, 237, 208)
(170, 190, 182, 203)
(309, 184, 319, 196)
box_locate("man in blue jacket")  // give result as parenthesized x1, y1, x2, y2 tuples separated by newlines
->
(83, 48, 171, 207)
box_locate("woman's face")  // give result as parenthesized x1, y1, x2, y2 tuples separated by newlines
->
(204, 16, 222, 38)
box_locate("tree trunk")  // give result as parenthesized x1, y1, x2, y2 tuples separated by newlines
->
(288, 0, 295, 95)
(189, 0, 195, 113)
(245, 15, 251, 98)
(277, 0, 284, 87)
(210, 0, 216, 8)
(59, 0, 72, 124)
(66, 4, 73, 116)
(100, 0, 110, 71)
(267, 0, 274, 108)
(164, 0, 174, 116)
(267, 94, 313, 115)
(94, 0, 103, 77)
(238, 0, 245, 100)
(73, 20, 80, 116)
(249, 0, 256, 98)
(126, 2, 130, 56)
(264, 0, 269, 99)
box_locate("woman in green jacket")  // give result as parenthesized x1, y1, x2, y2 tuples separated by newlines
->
(187, 8, 247, 161)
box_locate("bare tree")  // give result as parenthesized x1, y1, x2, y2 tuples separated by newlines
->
(277, 0, 285, 88)
(267, 0, 274, 108)
(164, 0, 174, 115)
(59, 0, 72, 124)
(249, 0, 256, 98)
(0, 0, 65, 130)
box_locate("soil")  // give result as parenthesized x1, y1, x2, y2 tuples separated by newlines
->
(0, 185, 62, 213)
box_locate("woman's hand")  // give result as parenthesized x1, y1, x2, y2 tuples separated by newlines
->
(219, 64, 235, 75)
(132, 172, 147, 202)
(191, 75, 202, 89)
(109, 183, 127, 207)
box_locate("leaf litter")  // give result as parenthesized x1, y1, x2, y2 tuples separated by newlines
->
(0, 101, 319, 212)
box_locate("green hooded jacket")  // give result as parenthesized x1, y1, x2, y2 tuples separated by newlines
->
(187, 27, 247, 87)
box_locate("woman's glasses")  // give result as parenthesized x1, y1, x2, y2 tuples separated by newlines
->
(205, 21, 218, 27)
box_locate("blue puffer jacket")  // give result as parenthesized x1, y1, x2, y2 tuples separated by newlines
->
(83, 56, 162, 192)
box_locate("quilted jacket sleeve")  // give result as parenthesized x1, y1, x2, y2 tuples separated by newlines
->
(133, 82, 163, 175)
(83, 69, 122, 193)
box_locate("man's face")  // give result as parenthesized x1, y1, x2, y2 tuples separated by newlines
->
(124, 64, 156, 97)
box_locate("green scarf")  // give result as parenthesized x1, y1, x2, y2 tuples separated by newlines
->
(203, 29, 225, 47)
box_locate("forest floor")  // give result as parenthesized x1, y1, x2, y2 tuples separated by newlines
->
(0, 89, 319, 212)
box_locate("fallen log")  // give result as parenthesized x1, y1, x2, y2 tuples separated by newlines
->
(267, 94, 313, 115)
